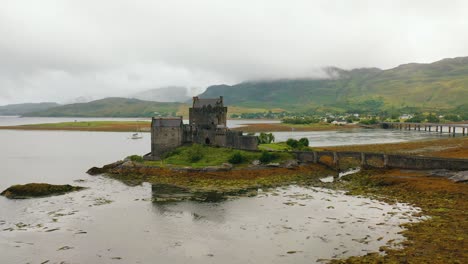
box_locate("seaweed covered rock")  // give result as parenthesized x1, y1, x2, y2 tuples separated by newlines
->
(87, 160, 124, 175)
(1, 183, 85, 199)
(281, 159, 299, 169)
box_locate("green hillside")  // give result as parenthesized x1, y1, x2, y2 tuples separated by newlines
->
(23, 97, 184, 117)
(200, 57, 468, 111)
(0, 102, 60, 116)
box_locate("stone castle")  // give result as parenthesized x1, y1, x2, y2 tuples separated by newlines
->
(148, 96, 258, 159)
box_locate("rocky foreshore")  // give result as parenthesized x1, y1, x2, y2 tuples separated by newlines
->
(87, 158, 300, 176)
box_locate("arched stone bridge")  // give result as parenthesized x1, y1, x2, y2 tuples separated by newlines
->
(381, 122, 468, 136)
(293, 151, 468, 171)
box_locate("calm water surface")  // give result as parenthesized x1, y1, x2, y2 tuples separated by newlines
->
(0, 117, 429, 263)
(0, 116, 278, 127)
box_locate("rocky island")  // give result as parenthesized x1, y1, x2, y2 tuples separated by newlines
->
(1, 183, 85, 199)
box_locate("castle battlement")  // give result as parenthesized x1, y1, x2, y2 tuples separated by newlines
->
(149, 97, 258, 159)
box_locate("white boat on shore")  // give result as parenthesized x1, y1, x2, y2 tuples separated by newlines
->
(131, 132, 143, 139)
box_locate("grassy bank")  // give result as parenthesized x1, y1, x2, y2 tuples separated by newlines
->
(258, 142, 291, 151)
(0, 120, 358, 133)
(143, 144, 294, 168)
(232, 122, 358, 132)
(321, 137, 468, 159)
(0, 121, 151, 132)
(100, 145, 325, 193)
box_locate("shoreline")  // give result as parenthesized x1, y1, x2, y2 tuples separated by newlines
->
(231, 122, 359, 132)
(91, 153, 467, 263)
(87, 133, 467, 263)
(320, 136, 468, 159)
(0, 121, 358, 132)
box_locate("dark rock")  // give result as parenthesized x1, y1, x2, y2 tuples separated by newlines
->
(87, 160, 124, 175)
(151, 183, 258, 202)
(1, 183, 85, 199)
(86, 167, 105, 175)
(282, 159, 299, 169)
(121, 161, 135, 168)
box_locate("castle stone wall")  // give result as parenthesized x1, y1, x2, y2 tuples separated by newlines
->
(225, 131, 258, 150)
(151, 126, 183, 158)
(189, 106, 227, 130)
(150, 97, 258, 159)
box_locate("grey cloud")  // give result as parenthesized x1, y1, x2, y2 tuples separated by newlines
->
(1, 0, 468, 104)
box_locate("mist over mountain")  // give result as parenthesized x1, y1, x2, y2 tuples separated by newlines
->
(11, 56, 468, 117)
(0, 102, 60, 116)
(129, 86, 191, 102)
(199, 56, 468, 111)
(23, 97, 182, 117)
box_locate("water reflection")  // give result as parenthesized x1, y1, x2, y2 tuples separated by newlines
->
(152, 183, 258, 203)
(152, 202, 227, 224)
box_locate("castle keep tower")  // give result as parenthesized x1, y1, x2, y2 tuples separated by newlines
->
(150, 117, 184, 158)
(148, 96, 258, 160)
(189, 96, 227, 129)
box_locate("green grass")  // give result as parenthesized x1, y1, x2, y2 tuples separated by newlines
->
(259, 142, 315, 152)
(259, 142, 291, 151)
(144, 145, 294, 168)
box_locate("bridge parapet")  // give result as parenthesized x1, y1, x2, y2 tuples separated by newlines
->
(381, 122, 467, 136)
(292, 151, 468, 170)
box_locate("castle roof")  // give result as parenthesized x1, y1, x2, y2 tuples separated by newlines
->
(192, 96, 223, 108)
(152, 117, 182, 127)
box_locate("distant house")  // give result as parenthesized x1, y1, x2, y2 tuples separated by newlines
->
(331, 120, 347, 125)
(147, 96, 258, 160)
(400, 114, 414, 120)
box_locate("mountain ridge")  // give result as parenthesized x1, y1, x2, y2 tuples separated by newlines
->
(23, 97, 184, 117)
(0, 102, 60, 116)
(198, 56, 468, 111)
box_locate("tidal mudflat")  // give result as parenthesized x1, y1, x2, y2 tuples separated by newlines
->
(0, 175, 424, 263)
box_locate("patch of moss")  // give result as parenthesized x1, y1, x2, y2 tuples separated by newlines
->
(145, 145, 294, 168)
(1, 183, 85, 199)
(259, 142, 291, 151)
(127, 155, 144, 162)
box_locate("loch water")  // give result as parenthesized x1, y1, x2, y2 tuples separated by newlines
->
(0, 117, 436, 263)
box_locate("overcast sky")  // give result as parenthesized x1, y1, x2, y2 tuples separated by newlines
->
(1, 0, 468, 105)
